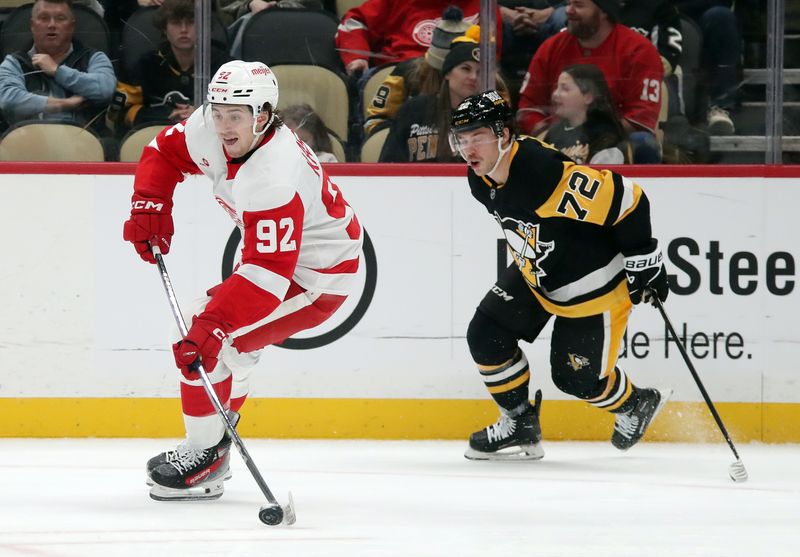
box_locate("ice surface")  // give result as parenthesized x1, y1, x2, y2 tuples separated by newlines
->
(1, 439, 797, 556)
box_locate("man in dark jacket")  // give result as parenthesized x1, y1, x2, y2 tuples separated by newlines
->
(0, 0, 115, 128)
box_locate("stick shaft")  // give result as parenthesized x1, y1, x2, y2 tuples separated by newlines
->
(654, 297, 742, 460)
(151, 246, 280, 505)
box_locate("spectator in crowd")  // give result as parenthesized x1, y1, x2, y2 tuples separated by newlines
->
(620, 0, 683, 118)
(363, 5, 471, 137)
(674, 0, 740, 134)
(222, 0, 324, 58)
(543, 64, 629, 164)
(517, 0, 664, 163)
(379, 26, 507, 163)
(499, 1, 567, 85)
(0, 0, 115, 130)
(107, 0, 230, 132)
(336, 0, 494, 78)
(282, 103, 340, 162)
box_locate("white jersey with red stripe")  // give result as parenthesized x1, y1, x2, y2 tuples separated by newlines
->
(133, 107, 363, 335)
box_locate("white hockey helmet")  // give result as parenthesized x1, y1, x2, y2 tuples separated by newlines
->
(207, 60, 279, 116)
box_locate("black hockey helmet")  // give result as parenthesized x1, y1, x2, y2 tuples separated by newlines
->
(450, 90, 512, 137)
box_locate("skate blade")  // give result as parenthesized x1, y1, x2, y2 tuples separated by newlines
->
(464, 443, 545, 461)
(149, 480, 224, 501)
(146, 468, 232, 487)
(654, 387, 673, 419)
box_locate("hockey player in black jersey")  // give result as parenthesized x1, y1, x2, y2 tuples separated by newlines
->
(449, 91, 671, 460)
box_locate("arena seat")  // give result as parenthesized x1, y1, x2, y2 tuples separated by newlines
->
(240, 8, 343, 73)
(0, 121, 105, 161)
(328, 132, 346, 162)
(271, 64, 349, 142)
(118, 123, 169, 162)
(359, 127, 389, 163)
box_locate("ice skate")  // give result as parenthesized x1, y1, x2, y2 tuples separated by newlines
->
(148, 439, 232, 501)
(146, 410, 239, 486)
(465, 390, 544, 461)
(611, 387, 672, 451)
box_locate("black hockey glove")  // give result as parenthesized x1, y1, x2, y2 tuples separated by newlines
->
(623, 239, 669, 306)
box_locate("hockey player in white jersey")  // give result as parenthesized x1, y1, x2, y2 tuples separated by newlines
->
(123, 61, 363, 501)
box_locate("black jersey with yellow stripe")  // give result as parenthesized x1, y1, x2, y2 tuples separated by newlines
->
(468, 136, 654, 318)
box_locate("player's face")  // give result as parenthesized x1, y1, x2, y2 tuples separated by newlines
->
(211, 105, 256, 158)
(552, 72, 592, 123)
(565, 0, 602, 40)
(446, 61, 480, 106)
(166, 18, 196, 52)
(452, 126, 502, 176)
(31, 1, 74, 53)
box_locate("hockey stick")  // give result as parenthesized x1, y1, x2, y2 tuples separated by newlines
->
(652, 295, 748, 482)
(150, 245, 296, 525)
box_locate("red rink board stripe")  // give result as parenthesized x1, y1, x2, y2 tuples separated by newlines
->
(0, 162, 799, 178)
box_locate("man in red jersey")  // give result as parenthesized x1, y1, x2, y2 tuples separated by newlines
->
(336, 0, 497, 77)
(123, 60, 363, 502)
(517, 0, 663, 162)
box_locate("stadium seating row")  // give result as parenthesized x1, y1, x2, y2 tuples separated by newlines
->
(0, 120, 389, 163)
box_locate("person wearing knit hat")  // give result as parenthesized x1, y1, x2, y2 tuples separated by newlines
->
(591, 0, 621, 22)
(440, 25, 481, 77)
(336, 0, 494, 77)
(425, 6, 472, 71)
(378, 23, 511, 163)
(363, 6, 473, 137)
(377, 30, 480, 163)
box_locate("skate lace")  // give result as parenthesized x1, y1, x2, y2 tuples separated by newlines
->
(614, 412, 640, 438)
(171, 443, 212, 474)
(487, 415, 516, 443)
(161, 439, 190, 463)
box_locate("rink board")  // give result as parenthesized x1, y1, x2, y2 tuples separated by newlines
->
(0, 163, 798, 441)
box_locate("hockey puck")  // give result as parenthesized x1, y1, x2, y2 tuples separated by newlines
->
(258, 504, 284, 526)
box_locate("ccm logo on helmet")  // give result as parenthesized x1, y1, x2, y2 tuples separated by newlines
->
(132, 200, 164, 211)
(251, 67, 271, 76)
(210, 87, 228, 93)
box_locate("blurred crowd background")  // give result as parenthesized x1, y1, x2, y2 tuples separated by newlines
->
(0, 0, 795, 164)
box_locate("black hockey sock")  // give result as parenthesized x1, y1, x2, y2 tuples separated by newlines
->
(478, 349, 531, 413)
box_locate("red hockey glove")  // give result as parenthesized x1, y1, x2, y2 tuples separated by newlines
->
(122, 194, 173, 263)
(623, 239, 669, 306)
(172, 315, 228, 379)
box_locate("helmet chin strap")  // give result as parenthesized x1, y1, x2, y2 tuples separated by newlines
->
(247, 110, 275, 151)
(487, 136, 513, 178)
